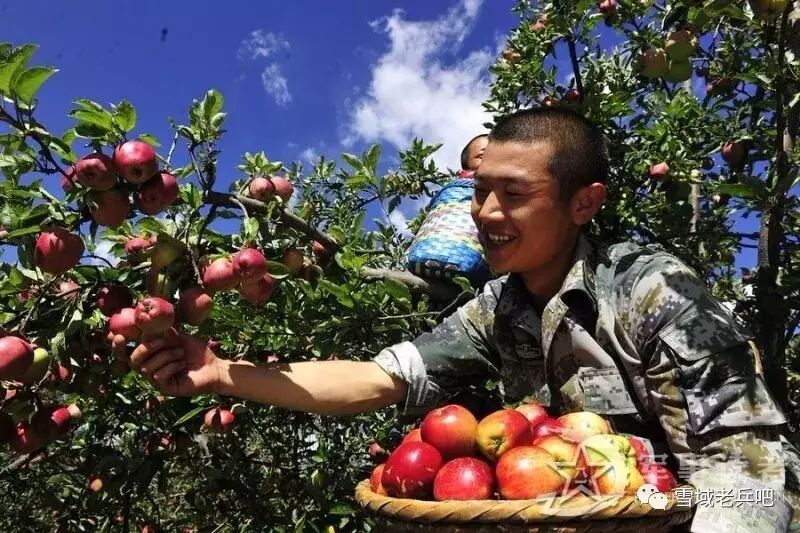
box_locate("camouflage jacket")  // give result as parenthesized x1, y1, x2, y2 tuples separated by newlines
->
(374, 236, 799, 532)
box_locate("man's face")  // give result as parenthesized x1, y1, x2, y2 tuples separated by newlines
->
(465, 136, 489, 171)
(471, 141, 576, 275)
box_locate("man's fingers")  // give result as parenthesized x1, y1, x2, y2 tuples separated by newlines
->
(128, 337, 171, 369)
(152, 361, 186, 386)
(138, 348, 184, 377)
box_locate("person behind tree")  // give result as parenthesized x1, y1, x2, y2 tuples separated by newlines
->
(458, 133, 488, 178)
(111, 107, 799, 532)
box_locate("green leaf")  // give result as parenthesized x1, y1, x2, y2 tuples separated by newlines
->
(12, 66, 57, 104)
(113, 100, 136, 132)
(715, 182, 766, 201)
(173, 406, 206, 427)
(0, 44, 36, 95)
(74, 121, 110, 139)
(5, 225, 41, 238)
(266, 261, 291, 280)
(341, 153, 362, 170)
(318, 279, 354, 308)
(69, 109, 113, 131)
(327, 503, 356, 516)
(138, 133, 161, 147)
(383, 278, 412, 302)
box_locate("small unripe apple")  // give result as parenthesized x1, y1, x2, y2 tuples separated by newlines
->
(664, 59, 692, 82)
(35, 227, 84, 275)
(178, 286, 214, 325)
(270, 176, 294, 201)
(281, 248, 304, 274)
(0, 336, 34, 381)
(248, 177, 275, 201)
(649, 162, 671, 180)
(10, 421, 43, 454)
(114, 140, 159, 185)
(134, 297, 175, 336)
(640, 48, 668, 79)
(138, 172, 179, 216)
(238, 274, 277, 304)
(203, 407, 235, 433)
(97, 285, 134, 317)
(202, 257, 238, 292)
(75, 153, 117, 191)
(232, 248, 269, 282)
(108, 307, 141, 340)
(664, 30, 697, 61)
(87, 473, 104, 493)
(598, 0, 617, 14)
(530, 15, 548, 32)
(21, 346, 51, 384)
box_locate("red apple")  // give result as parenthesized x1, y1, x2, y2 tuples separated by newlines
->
(649, 162, 670, 180)
(0, 336, 34, 381)
(31, 405, 79, 442)
(109, 307, 141, 340)
(75, 153, 117, 191)
(370, 463, 388, 495)
(627, 435, 652, 465)
(563, 89, 582, 103)
(88, 473, 104, 493)
(476, 409, 533, 461)
(381, 441, 443, 498)
(530, 15, 548, 32)
(202, 257, 238, 292)
(125, 237, 152, 263)
(368, 441, 388, 461)
(496, 446, 565, 499)
(238, 274, 277, 304)
(598, 0, 617, 15)
(232, 248, 268, 282)
(134, 297, 175, 336)
(60, 166, 77, 193)
(35, 227, 84, 274)
(722, 141, 747, 165)
(312, 240, 329, 260)
(114, 140, 159, 184)
(203, 407, 235, 433)
(49, 364, 72, 386)
(515, 401, 548, 429)
(433, 457, 494, 501)
(420, 404, 478, 459)
(10, 421, 43, 454)
(178, 286, 213, 325)
(281, 248, 304, 274)
(97, 285, 134, 317)
(138, 172, 179, 215)
(557, 412, 611, 443)
(248, 177, 275, 201)
(270, 176, 294, 201)
(533, 434, 585, 488)
(532, 418, 564, 441)
(55, 279, 81, 302)
(639, 462, 677, 493)
(401, 428, 422, 445)
(89, 188, 130, 227)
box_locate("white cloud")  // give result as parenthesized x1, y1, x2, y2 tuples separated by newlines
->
(238, 30, 290, 61)
(238, 30, 292, 106)
(300, 146, 320, 164)
(388, 208, 412, 238)
(345, 0, 494, 171)
(260, 64, 292, 106)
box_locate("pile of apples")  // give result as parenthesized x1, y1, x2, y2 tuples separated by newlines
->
(369, 402, 678, 502)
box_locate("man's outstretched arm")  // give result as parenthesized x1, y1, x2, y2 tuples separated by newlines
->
(111, 330, 408, 416)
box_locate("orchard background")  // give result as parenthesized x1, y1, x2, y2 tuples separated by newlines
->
(0, 0, 799, 531)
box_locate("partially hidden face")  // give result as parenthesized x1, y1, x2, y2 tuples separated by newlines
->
(465, 136, 489, 171)
(471, 141, 575, 275)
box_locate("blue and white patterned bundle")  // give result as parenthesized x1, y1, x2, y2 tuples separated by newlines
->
(406, 179, 490, 286)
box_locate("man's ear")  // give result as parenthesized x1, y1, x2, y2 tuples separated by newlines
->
(570, 183, 606, 225)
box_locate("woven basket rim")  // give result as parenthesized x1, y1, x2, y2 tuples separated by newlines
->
(355, 479, 695, 525)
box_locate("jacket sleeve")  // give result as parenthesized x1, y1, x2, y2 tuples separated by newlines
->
(617, 253, 795, 532)
(372, 287, 500, 416)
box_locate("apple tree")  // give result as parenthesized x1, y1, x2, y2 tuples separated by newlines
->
(0, 0, 799, 530)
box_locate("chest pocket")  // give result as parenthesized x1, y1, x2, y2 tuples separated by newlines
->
(559, 366, 640, 416)
(496, 332, 548, 405)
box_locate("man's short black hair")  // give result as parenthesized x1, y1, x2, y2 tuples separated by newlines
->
(489, 108, 609, 202)
(460, 134, 489, 170)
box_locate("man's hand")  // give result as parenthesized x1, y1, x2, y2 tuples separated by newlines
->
(109, 329, 226, 397)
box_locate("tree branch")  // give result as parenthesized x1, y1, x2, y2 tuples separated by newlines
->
(359, 267, 465, 302)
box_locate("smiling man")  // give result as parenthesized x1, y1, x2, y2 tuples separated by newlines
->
(114, 108, 798, 532)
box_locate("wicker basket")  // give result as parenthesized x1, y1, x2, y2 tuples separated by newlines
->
(355, 480, 695, 532)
